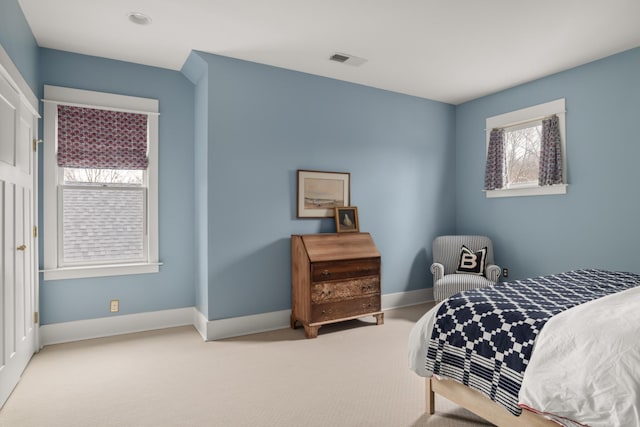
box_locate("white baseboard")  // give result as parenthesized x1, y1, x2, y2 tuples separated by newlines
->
(205, 309, 291, 341)
(39, 288, 435, 345)
(193, 307, 209, 341)
(203, 287, 434, 341)
(39, 307, 195, 347)
(382, 288, 433, 310)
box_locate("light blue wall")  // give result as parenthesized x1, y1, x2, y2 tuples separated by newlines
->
(0, 0, 38, 92)
(181, 52, 210, 318)
(455, 47, 640, 280)
(38, 49, 197, 324)
(192, 52, 456, 320)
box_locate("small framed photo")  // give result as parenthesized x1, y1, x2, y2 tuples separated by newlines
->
(334, 206, 359, 233)
(297, 170, 350, 218)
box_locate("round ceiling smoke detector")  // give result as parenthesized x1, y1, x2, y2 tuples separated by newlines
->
(128, 12, 152, 25)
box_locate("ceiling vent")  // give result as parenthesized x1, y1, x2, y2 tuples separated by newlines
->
(329, 52, 367, 67)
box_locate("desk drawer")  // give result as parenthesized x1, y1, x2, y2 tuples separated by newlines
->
(311, 258, 380, 282)
(311, 277, 380, 303)
(310, 295, 381, 323)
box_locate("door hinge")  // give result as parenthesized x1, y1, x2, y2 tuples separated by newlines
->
(34, 312, 39, 324)
(33, 225, 38, 238)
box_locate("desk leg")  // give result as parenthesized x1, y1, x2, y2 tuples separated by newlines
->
(303, 324, 319, 339)
(374, 313, 384, 325)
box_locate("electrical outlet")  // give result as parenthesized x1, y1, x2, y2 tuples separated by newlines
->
(110, 299, 119, 313)
(502, 268, 509, 278)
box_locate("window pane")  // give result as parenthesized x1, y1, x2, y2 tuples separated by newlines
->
(62, 187, 145, 264)
(64, 168, 143, 185)
(504, 124, 541, 186)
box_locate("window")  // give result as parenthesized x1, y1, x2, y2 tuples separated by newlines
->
(504, 120, 542, 188)
(484, 98, 567, 198)
(43, 86, 160, 280)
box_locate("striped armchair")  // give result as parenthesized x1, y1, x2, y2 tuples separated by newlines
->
(431, 235, 501, 301)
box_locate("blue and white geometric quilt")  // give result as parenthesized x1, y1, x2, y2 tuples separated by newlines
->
(425, 269, 640, 415)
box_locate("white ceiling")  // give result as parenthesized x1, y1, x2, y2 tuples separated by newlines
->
(18, 0, 640, 105)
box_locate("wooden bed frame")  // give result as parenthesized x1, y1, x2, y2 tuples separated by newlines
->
(426, 376, 558, 427)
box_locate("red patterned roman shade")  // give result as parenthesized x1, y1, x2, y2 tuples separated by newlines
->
(57, 105, 149, 170)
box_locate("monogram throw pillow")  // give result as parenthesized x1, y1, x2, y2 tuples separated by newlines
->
(456, 245, 487, 276)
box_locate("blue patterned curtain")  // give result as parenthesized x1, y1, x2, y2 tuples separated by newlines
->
(484, 128, 505, 190)
(538, 115, 562, 185)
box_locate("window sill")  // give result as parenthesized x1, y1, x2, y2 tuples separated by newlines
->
(484, 184, 567, 198)
(41, 262, 162, 281)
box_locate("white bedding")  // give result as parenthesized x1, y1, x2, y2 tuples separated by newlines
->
(408, 286, 640, 426)
(407, 301, 443, 378)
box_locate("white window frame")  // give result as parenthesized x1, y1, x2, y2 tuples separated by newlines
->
(42, 85, 160, 280)
(485, 98, 567, 198)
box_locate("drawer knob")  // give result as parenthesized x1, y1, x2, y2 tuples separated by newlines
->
(321, 270, 330, 276)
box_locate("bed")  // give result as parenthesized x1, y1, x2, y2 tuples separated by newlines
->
(408, 269, 640, 427)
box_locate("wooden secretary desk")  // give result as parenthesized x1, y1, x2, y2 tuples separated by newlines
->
(290, 233, 384, 338)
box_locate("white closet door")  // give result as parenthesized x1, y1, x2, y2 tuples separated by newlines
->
(0, 69, 38, 409)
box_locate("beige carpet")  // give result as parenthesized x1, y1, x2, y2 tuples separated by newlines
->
(0, 303, 492, 427)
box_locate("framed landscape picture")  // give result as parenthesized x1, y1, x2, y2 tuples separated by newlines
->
(297, 170, 350, 218)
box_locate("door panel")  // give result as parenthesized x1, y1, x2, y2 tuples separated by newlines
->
(2, 183, 16, 360)
(15, 187, 25, 340)
(17, 107, 32, 175)
(0, 182, 5, 366)
(23, 188, 33, 339)
(0, 75, 17, 167)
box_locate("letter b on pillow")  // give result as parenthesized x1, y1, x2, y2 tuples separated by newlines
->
(460, 252, 478, 269)
(456, 245, 487, 276)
